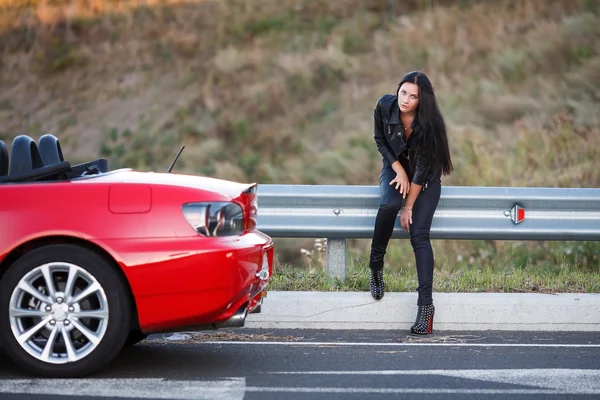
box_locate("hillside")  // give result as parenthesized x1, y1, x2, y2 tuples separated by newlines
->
(1, 0, 599, 271)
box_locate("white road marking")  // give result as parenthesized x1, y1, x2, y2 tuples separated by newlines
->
(245, 387, 571, 395)
(2, 369, 599, 397)
(199, 340, 600, 348)
(265, 368, 600, 395)
(0, 378, 246, 400)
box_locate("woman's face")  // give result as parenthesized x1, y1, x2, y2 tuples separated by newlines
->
(397, 82, 420, 114)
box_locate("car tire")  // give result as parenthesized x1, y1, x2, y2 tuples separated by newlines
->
(0, 244, 132, 378)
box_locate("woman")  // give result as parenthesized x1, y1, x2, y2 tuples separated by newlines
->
(369, 71, 453, 335)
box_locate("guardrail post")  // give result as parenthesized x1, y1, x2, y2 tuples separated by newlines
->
(326, 238, 347, 280)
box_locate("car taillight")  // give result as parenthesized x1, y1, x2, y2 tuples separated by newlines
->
(243, 184, 258, 231)
(182, 202, 244, 237)
(247, 195, 258, 231)
(246, 203, 257, 230)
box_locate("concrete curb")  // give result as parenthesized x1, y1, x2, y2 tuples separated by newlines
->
(245, 291, 600, 331)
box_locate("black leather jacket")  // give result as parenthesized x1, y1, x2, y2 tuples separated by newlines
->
(373, 94, 440, 187)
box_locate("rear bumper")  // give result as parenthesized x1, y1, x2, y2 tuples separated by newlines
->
(94, 230, 274, 333)
(193, 288, 267, 330)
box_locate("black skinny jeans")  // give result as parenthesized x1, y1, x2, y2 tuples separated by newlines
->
(369, 164, 441, 306)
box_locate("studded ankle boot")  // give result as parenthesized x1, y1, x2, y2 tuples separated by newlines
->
(410, 304, 435, 335)
(370, 269, 385, 300)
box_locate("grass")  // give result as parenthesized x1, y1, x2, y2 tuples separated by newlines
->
(270, 241, 600, 293)
(0, 0, 599, 284)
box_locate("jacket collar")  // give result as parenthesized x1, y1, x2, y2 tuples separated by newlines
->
(388, 98, 400, 124)
(387, 96, 418, 128)
(388, 96, 419, 128)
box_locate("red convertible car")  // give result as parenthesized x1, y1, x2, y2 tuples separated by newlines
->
(0, 134, 274, 378)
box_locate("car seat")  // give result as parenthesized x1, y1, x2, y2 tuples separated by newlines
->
(9, 134, 44, 176)
(38, 134, 64, 166)
(0, 140, 8, 176)
(0, 135, 70, 183)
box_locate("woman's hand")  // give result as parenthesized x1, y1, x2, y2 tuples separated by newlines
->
(389, 172, 410, 199)
(401, 207, 413, 231)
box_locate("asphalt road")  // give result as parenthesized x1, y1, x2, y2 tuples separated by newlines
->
(1, 328, 599, 399)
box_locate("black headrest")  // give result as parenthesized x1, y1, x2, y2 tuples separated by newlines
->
(9, 135, 44, 176)
(0, 140, 8, 176)
(39, 134, 65, 166)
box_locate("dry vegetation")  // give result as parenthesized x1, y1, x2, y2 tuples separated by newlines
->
(1, 0, 598, 276)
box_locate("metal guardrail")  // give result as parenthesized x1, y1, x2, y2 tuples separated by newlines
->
(256, 185, 600, 278)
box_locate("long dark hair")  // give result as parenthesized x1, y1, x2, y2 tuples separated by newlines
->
(397, 71, 453, 176)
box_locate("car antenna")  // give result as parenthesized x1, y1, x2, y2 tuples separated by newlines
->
(166, 145, 185, 173)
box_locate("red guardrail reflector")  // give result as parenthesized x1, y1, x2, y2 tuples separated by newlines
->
(507, 204, 525, 224)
